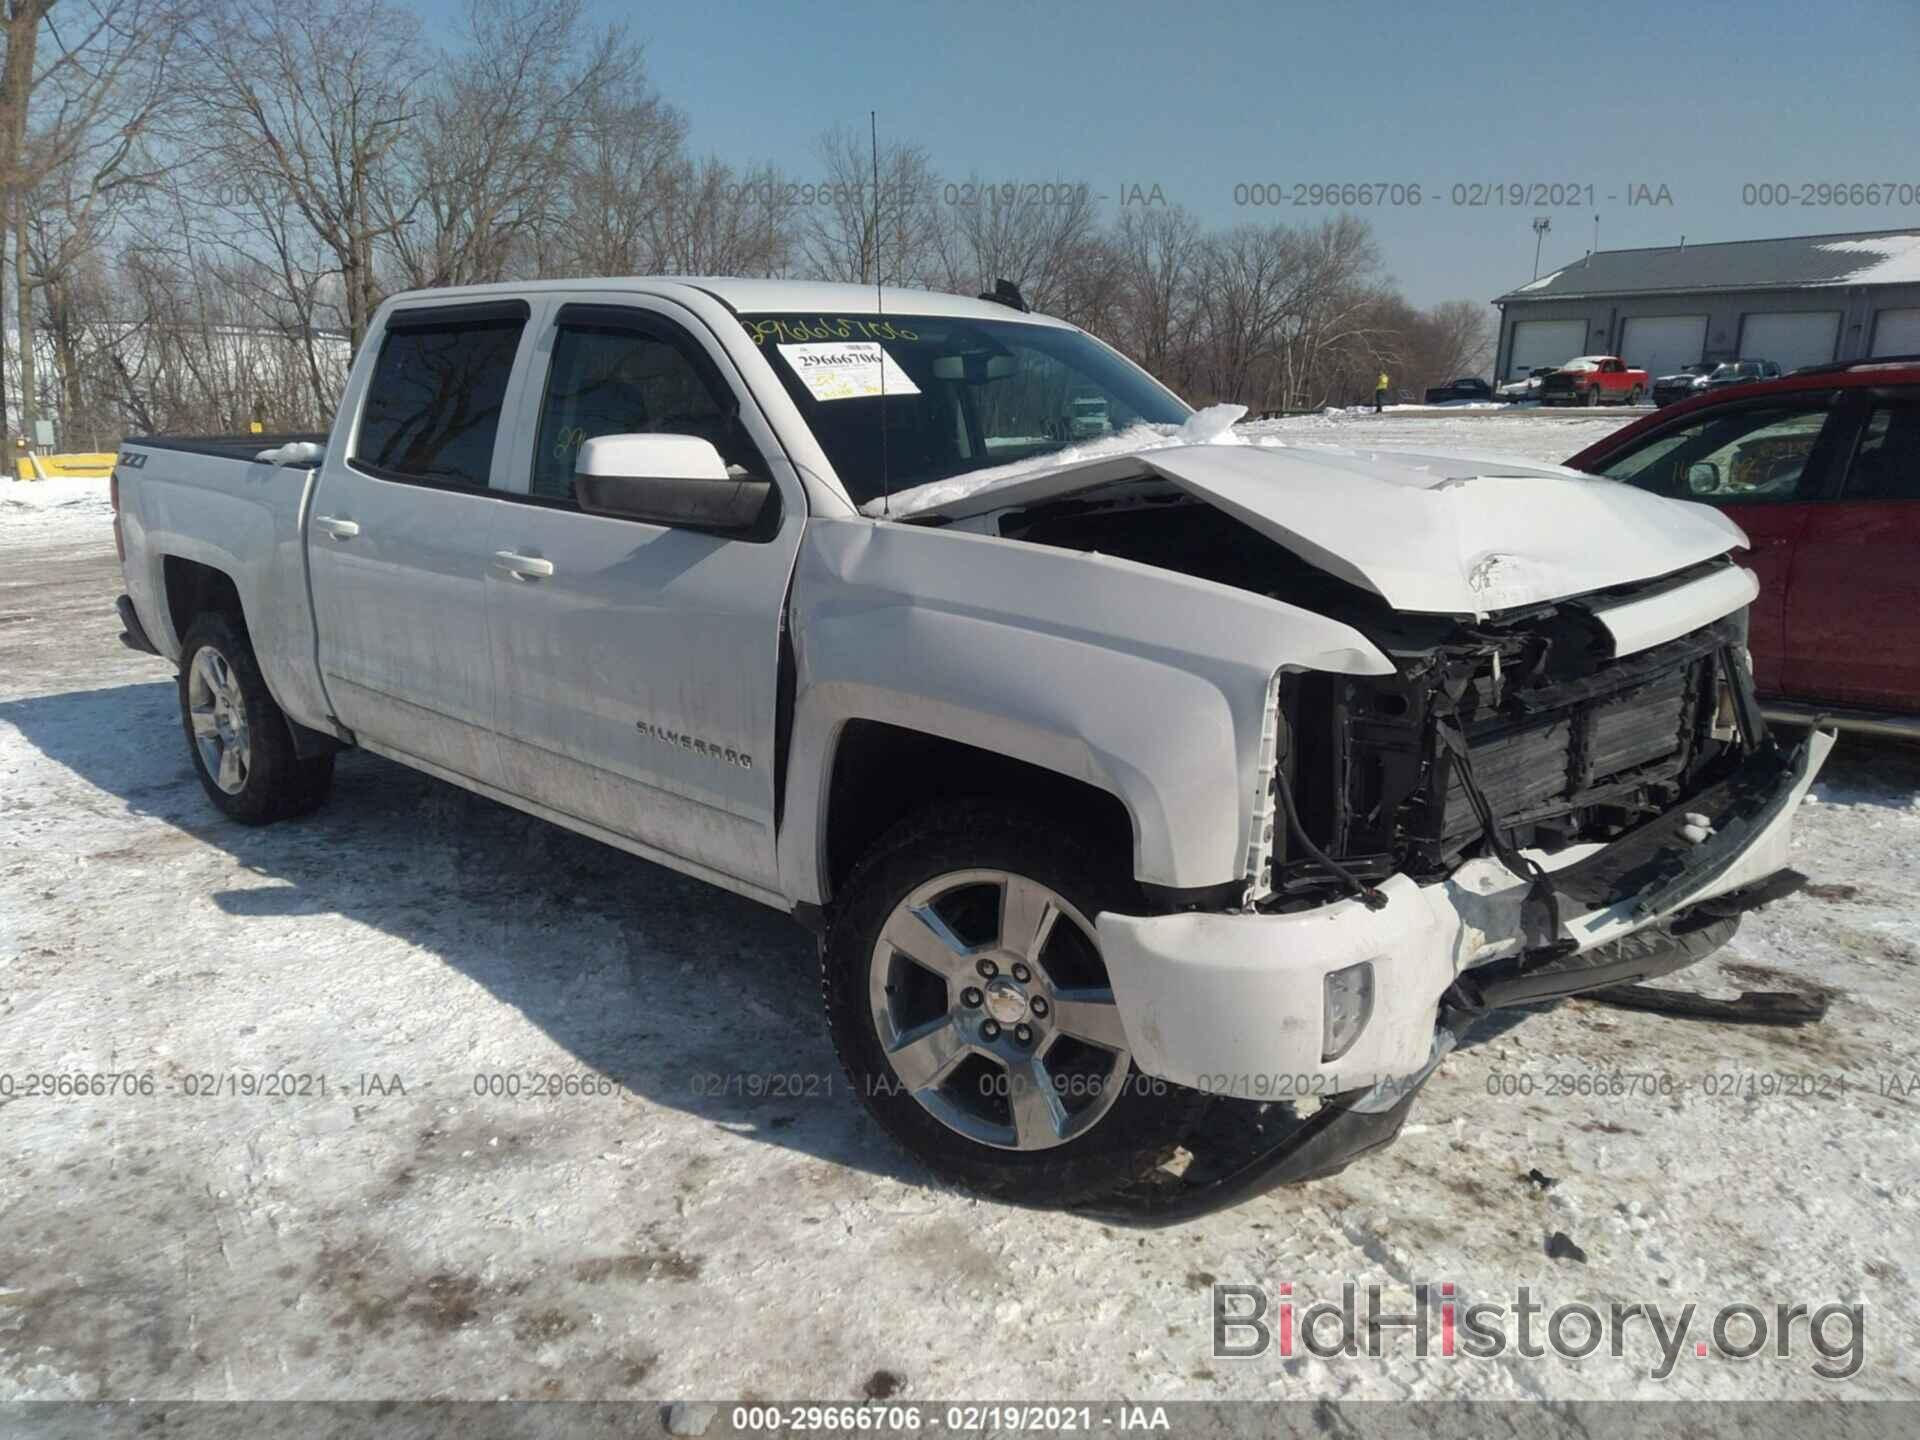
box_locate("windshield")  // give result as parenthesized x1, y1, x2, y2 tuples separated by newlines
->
(1712, 362, 1762, 379)
(740, 312, 1190, 506)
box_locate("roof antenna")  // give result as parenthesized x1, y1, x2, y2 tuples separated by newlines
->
(872, 109, 890, 518)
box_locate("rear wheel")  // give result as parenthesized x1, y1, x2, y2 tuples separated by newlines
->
(822, 805, 1202, 1205)
(1627, 385, 1644, 405)
(178, 612, 334, 824)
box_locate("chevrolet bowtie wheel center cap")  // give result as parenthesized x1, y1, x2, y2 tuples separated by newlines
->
(982, 977, 1030, 1026)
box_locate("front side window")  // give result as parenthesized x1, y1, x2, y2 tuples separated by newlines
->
(1843, 401, 1920, 500)
(531, 321, 757, 504)
(356, 312, 525, 487)
(1596, 403, 1834, 502)
(740, 312, 1189, 507)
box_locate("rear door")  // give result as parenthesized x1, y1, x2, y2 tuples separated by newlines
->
(482, 295, 806, 897)
(1585, 395, 1851, 692)
(307, 300, 530, 785)
(1780, 389, 1920, 709)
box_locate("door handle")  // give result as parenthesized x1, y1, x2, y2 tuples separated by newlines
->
(494, 551, 555, 581)
(314, 515, 360, 539)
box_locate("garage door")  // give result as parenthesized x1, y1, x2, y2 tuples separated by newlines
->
(1507, 319, 1588, 380)
(1871, 307, 1920, 356)
(1620, 315, 1707, 379)
(1738, 311, 1841, 372)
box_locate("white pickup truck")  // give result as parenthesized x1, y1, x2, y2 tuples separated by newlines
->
(112, 277, 1832, 1219)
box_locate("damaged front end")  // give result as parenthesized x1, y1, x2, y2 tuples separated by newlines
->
(1268, 561, 1754, 927)
(1087, 554, 1834, 1225)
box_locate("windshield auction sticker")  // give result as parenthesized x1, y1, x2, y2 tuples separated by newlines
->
(776, 341, 921, 402)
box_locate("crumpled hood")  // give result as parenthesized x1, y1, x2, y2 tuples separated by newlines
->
(891, 439, 1750, 616)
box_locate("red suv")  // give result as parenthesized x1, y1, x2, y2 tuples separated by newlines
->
(1565, 360, 1920, 733)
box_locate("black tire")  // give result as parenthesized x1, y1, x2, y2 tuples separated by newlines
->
(1586, 386, 1601, 407)
(822, 804, 1205, 1206)
(1627, 386, 1644, 406)
(177, 611, 335, 825)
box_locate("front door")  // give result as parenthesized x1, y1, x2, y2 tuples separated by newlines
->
(484, 298, 805, 895)
(1586, 396, 1849, 693)
(1781, 390, 1920, 709)
(308, 301, 530, 785)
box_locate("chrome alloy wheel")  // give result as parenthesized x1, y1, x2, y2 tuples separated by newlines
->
(868, 868, 1133, 1151)
(187, 646, 251, 795)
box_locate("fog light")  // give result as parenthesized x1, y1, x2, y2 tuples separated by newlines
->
(1322, 961, 1375, 1063)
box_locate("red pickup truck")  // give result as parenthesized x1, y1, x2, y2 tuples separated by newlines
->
(1539, 355, 1648, 407)
(1566, 359, 1920, 734)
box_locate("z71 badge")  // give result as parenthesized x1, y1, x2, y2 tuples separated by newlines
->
(636, 719, 753, 770)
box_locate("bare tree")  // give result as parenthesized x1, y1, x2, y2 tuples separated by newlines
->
(797, 124, 939, 287)
(930, 174, 1108, 319)
(1418, 298, 1495, 383)
(641, 157, 793, 277)
(2, 0, 185, 446)
(186, 0, 425, 350)
(381, 0, 647, 289)
(1264, 215, 1387, 410)
(546, 75, 687, 276)
(1111, 204, 1200, 382)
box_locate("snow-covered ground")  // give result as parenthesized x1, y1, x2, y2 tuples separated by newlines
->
(0, 475, 113, 537)
(2, 414, 1917, 1406)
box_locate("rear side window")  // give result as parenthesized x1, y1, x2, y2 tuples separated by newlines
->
(1843, 401, 1920, 500)
(356, 309, 527, 487)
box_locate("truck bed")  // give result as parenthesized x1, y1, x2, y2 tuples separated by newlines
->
(116, 429, 336, 734)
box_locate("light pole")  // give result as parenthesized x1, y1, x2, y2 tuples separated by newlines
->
(1532, 216, 1551, 279)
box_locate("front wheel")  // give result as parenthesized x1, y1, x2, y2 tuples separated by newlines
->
(822, 805, 1202, 1205)
(1586, 386, 1601, 407)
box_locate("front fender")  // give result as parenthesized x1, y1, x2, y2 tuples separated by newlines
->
(778, 516, 1392, 904)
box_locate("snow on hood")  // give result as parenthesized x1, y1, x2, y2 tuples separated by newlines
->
(871, 418, 1749, 616)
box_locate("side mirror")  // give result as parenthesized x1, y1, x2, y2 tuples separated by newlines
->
(573, 434, 771, 531)
(1685, 461, 1721, 495)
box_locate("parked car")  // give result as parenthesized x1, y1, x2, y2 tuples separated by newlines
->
(1651, 362, 1716, 408)
(1539, 355, 1648, 406)
(1702, 359, 1783, 391)
(1566, 358, 1920, 732)
(1422, 377, 1495, 404)
(1496, 366, 1557, 402)
(1067, 392, 1112, 438)
(110, 277, 1829, 1217)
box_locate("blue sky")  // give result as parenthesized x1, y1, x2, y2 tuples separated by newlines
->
(427, 0, 1918, 307)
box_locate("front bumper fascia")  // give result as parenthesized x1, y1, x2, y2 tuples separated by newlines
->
(1095, 729, 1834, 1094)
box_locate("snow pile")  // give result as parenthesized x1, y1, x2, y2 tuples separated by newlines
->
(0, 475, 113, 535)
